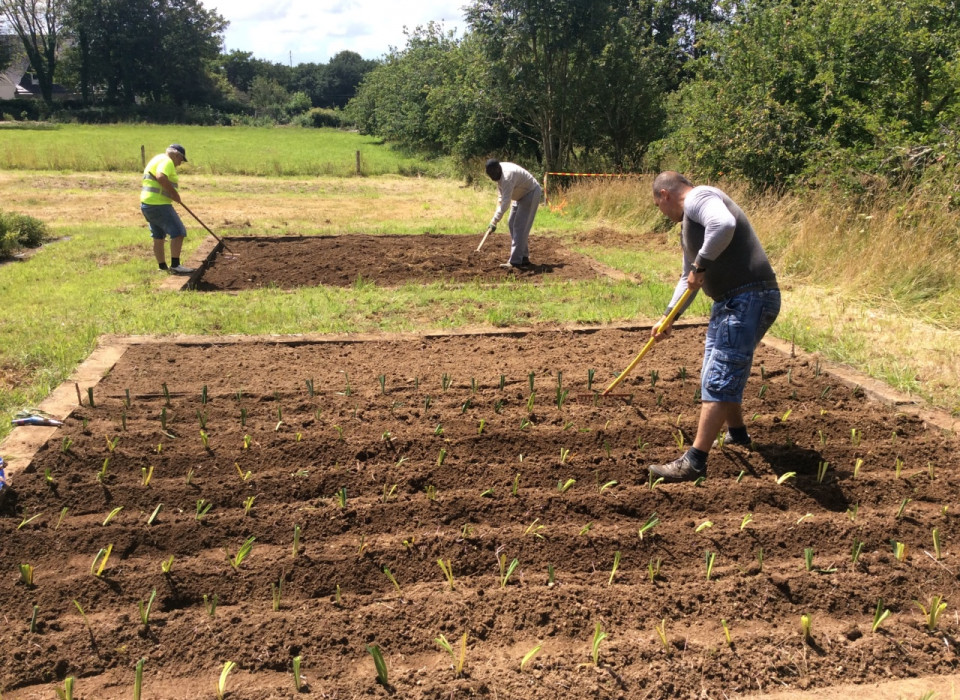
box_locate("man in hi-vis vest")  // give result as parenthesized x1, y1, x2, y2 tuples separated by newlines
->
(140, 143, 195, 274)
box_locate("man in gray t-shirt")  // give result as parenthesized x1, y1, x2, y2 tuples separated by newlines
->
(647, 171, 781, 482)
(483, 159, 542, 268)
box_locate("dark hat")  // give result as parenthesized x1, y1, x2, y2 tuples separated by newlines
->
(485, 158, 501, 179)
(168, 143, 187, 162)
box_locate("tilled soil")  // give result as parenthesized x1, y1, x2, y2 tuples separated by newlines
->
(1, 327, 959, 699)
(193, 234, 620, 290)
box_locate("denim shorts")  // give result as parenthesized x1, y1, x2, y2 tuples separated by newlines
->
(701, 286, 781, 403)
(141, 203, 187, 240)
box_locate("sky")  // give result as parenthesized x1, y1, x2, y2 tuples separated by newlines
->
(200, 0, 468, 66)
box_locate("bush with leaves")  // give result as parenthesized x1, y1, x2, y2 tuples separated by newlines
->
(0, 210, 50, 258)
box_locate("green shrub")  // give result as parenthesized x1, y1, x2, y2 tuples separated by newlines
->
(0, 211, 50, 254)
(301, 108, 344, 129)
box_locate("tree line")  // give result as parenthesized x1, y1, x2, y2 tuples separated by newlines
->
(3, 0, 958, 190)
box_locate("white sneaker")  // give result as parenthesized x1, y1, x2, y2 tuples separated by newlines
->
(168, 264, 196, 275)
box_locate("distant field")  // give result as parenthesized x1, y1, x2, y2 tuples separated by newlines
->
(0, 123, 455, 177)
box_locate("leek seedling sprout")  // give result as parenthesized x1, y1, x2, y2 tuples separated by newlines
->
(895, 455, 904, 478)
(335, 487, 347, 509)
(161, 555, 174, 574)
(272, 576, 283, 611)
(139, 588, 157, 628)
(243, 496, 255, 516)
(520, 643, 542, 672)
(292, 655, 304, 692)
(578, 523, 593, 535)
(896, 497, 911, 519)
(133, 658, 145, 700)
(383, 567, 401, 593)
(740, 513, 753, 530)
(559, 447, 571, 464)
(695, 520, 713, 533)
(200, 430, 209, 449)
(599, 479, 617, 494)
(591, 622, 608, 665)
(98, 457, 109, 483)
(892, 540, 907, 562)
(230, 536, 256, 570)
(526, 392, 536, 412)
(851, 540, 864, 565)
(437, 448, 447, 467)
(61, 437, 73, 453)
(872, 598, 891, 633)
(776, 472, 797, 485)
(55, 507, 68, 530)
(438, 559, 455, 590)
(756, 547, 764, 573)
(655, 619, 669, 651)
(853, 457, 864, 478)
(511, 473, 520, 496)
(647, 558, 661, 582)
(638, 513, 659, 540)
(18, 563, 34, 587)
(367, 644, 389, 687)
(91, 544, 113, 577)
(55, 677, 75, 700)
(18, 512, 43, 530)
(196, 499, 213, 521)
(915, 595, 947, 631)
(524, 519, 546, 539)
(557, 478, 575, 493)
(242, 434, 252, 450)
(147, 503, 162, 526)
(705, 551, 716, 580)
(499, 554, 519, 588)
(216, 661, 236, 700)
(800, 614, 812, 642)
(426, 484, 438, 501)
(547, 564, 556, 586)
(292, 524, 301, 558)
(933, 528, 942, 560)
(803, 548, 815, 571)
(105, 435, 119, 452)
(608, 551, 621, 586)
(721, 619, 732, 647)
(816, 461, 829, 484)
(141, 466, 154, 487)
(435, 633, 467, 677)
(102, 506, 123, 526)
(203, 594, 218, 617)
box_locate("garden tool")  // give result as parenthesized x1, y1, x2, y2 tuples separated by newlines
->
(180, 203, 237, 257)
(476, 226, 494, 252)
(579, 287, 695, 401)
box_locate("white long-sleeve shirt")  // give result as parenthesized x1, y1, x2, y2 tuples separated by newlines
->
(489, 163, 541, 228)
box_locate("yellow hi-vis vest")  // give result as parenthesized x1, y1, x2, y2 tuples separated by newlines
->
(141, 153, 179, 205)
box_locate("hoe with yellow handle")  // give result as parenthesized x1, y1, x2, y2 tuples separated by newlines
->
(601, 286, 696, 396)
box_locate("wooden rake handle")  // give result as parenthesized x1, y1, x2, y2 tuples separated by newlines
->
(602, 287, 695, 395)
(179, 202, 233, 254)
(476, 227, 494, 252)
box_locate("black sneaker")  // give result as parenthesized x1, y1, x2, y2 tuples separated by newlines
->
(521, 257, 531, 267)
(713, 431, 752, 450)
(648, 454, 705, 482)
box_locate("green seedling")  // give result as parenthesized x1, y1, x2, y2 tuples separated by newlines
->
(526, 392, 536, 412)
(55, 507, 68, 530)
(915, 595, 948, 631)
(367, 644, 389, 687)
(438, 559, 455, 590)
(203, 594, 219, 617)
(894, 455, 904, 478)
(28, 604, 40, 634)
(61, 437, 73, 453)
(780, 409, 792, 422)
(736, 470, 746, 483)
(578, 523, 593, 536)
(494, 399, 504, 414)
(740, 513, 753, 530)
(638, 513, 660, 540)
(196, 499, 213, 521)
(378, 373, 386, 394)
(776, 472, 797, 485)
(229, 536, 256, 570)
(721, 619, 732, 647)
(98, 457, 109, 483)
(816, 461, 829, 484)
(519, 417, 531, 430)
(758, 383, 767, 399)
(499, 553, 519, 588)
(435, 632, 467, 677)
(335, 487, 347, 509)
(243, 496, 256, 516)
(124, 388, 131, 407)
(851, 540, 864, 565)
(239, 407, 248, 428)
(853, 457, 864, 478)
(242, 434, 252, 450)
(892, 540, 907, 561)
(18, 512, 43, 530)
(437, 448, 447, 467)
(43, 468, 54, 487)
(141, 466, 154, 486)
(528, 371, 535, 392)
(896, 498, 911, 519)
(803, 548, 815, 572)
(851, 428, 862, 447)
(200, 430, 210, 449)
(85, 386, 95, 407)
(608, 551, 621, 585)
(800, 614, 812, 642)
(796, 513, 813, 525)
(272, 576, 283, 611)
(383, 567, 401, 594)
(102, 507, 123, 526)
(649, 368, 659, 388)
(159, 407, 167, 431)
(381, 483, 398, 503)
(672, 430, 685, 450)
(846, 503, 860, 521)
(292, 524, 301, 558)
(105, 434, 119, 452)
(872, 598, 891, 633)
(133, 656, 146, 700)
(559, 447, 571, 464)
(511, 473, 520, 496)
(933, 528, 942, 560)
(648, 557, 662, 582)
(705, 551, 717, 580)
(655, 619, 669, 651)
(339, 371, 352, 396)
(557, 478, 575, 493)
(216, 661, 236, 700)
(55, 677, 75, 700)
(520, 643, 542, 672)
(498, 373, 506, 390)
(161, 555, 174, 574)
(18, 563, 34, 587)
(236, 464, 252, 481)
(524, 519, 546, 539)
(695, 520, 713, 533)
(756, 547, 764, 573)
(477, 419, 486, 435)
(590, 622, 608, 666)
(647, 472, 664, 490)
(547, 563, 556, 586)
(292, 655, 304, 692)
(91, 544, 113, 577)
(440, 373, 452, 391)
(139, 588, 157, 628)
(555, 385, 569, 409)
(425, 484, 438, 501)
(599, 479, 617, 494)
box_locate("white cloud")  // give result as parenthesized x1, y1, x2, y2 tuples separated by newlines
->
(203, 0, 466, 65)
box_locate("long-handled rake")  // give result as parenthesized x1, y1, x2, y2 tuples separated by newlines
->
(179, 202, 238, 258)
(581, 287, 695, 402)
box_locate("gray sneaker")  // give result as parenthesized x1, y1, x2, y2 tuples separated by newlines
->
(713, 431, 753, 450)
(168, 264, 196, 275)
(648, 454, 705, 482)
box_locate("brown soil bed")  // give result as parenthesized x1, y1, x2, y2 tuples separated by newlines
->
(194, 234, 620, 290)
(2, 327, 959, 699)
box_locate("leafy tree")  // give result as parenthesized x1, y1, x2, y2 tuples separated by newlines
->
(323, 50, 377, 108)
(0, 0, 65, 105)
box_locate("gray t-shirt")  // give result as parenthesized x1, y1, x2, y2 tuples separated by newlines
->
(667, 186, 777, 314)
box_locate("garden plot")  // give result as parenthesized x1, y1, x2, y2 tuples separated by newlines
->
(1, 327, 959, 699)
(193, 234, 621, 290)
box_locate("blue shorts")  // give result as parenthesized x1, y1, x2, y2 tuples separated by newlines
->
(141, 203, 187, 240)
(701, 285, 781, 403)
